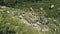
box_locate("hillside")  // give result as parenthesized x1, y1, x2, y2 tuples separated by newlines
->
(0, 0, 60, 34)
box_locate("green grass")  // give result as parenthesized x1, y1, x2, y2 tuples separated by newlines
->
(0, 0, 60, 34)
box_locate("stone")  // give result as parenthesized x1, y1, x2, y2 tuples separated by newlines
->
(30, 7, 34, 11)
(48, 18, 51, 20)
(42, 28, 49, 32)
(53, 19, 56, 21)
(37, 21, 41, 24)
(19, 15, 22, 18)
(1, 6, 6, 9)
(40, 7, 43, 10)
(51, 4, 54, 8)
(32, 24, 37, 27)
(7, 11, 10, 13)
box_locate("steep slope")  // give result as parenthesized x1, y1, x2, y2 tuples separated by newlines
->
(0, 5, 60, 34)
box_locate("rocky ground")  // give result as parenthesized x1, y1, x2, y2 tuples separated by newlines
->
(0, 5, 60, 34)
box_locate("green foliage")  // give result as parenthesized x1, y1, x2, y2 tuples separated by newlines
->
(0, 7, 40, 34)
(0, 0, 60, 34)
